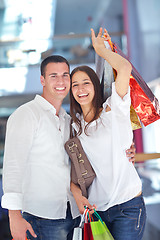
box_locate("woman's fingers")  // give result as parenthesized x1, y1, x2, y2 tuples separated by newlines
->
(103, 28, 111, 40)
(97, 27, 103, 37)
(91, 27, 111, 43)
(91, 28, 95, 41)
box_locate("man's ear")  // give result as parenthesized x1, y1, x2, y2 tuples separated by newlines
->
(40, 75, 45, 86)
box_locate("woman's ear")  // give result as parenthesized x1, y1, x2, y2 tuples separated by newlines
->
(40, 75, 45, 86)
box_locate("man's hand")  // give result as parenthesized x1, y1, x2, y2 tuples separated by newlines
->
(126, 142, 136, 164)
(9, 210, 37, 240)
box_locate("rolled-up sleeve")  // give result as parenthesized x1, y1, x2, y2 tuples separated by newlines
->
(103, 82, 131, 117)
(103, 82, 133, 150)
(1, 105, 37, 210)
(111, 82, 131, 116)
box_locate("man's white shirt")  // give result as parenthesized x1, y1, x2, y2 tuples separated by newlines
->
(1, 95, 79, 219)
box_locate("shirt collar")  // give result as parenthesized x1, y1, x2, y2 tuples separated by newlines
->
(72, 113, 98, 133)
(34, 94, 67, 118)
(78, 113, 97, 127)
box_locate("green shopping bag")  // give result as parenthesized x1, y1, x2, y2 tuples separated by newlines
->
(90, 210, 114, 240)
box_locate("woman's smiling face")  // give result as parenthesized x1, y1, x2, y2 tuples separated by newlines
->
(71, 71, 95, 108)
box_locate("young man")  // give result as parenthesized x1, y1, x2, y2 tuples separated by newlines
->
(1, 56, 81, 240)
(1, 55, 135, 240)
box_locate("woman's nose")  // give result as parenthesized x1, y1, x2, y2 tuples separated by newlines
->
(78, 85, 84, 91)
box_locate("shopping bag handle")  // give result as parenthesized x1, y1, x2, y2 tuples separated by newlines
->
(84, 206, 104, 225)
(93, 209, 104, 224)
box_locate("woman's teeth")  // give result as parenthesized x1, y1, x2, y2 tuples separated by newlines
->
(78, 93, 88, 97)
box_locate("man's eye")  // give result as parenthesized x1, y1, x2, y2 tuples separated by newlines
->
(63, 74, 69, 77)
(72, 84, 78, 87)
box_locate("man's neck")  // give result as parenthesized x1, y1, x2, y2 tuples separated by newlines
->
(41, 94, 63, 116)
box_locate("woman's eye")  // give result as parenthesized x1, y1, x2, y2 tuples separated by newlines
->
(72, 84, 78, 87)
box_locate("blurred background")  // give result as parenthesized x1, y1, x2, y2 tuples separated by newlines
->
(0, 0, 160, 239)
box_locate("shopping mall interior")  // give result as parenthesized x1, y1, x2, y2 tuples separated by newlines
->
(0, 0, 160, 239)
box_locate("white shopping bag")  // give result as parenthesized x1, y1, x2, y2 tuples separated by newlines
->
(72, 227, 82, 240)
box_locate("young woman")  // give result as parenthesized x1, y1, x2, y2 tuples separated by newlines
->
(69, 28, 146, 239)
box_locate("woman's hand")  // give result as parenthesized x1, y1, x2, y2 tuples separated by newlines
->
(70, 182, 96, 214)
(91, 27, 132, 98)
(91, 27, 111, 58)
(75, 195, 96, 215)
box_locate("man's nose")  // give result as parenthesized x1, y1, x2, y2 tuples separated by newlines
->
(57, 76, 64, 84)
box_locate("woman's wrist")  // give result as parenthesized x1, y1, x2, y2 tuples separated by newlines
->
(70, 182, 82, 197)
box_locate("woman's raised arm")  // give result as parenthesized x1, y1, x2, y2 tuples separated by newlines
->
(91, 27, 132, 98)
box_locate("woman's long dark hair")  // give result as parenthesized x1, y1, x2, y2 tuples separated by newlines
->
(70, 65, 103, 135)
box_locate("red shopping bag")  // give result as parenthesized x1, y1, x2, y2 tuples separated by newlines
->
(112, 42, 160, 127)
(84, 222, 94, 240)
(96, 38, 160, 129)
(83, 208, 94, 240)
(84, 209, 114, 240)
